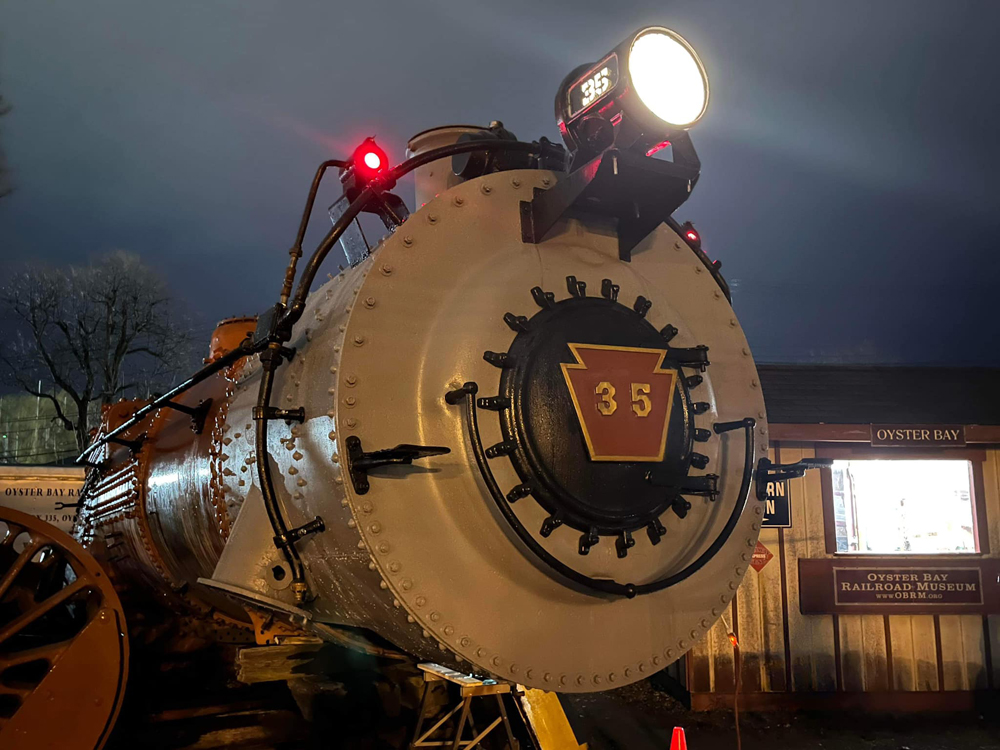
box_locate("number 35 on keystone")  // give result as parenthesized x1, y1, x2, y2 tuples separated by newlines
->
(560, 343, 678, 463)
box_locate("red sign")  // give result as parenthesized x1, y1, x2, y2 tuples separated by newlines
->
(750, 541, 773, 572)
(561, 344, 677, 462)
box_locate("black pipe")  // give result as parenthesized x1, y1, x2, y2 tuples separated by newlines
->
(76, 337, 263, 463)
(253, 347, 308, 602)
(279, 159, 350, 307)
(289, 185, 374, 315)
(258, 183, 377, 601)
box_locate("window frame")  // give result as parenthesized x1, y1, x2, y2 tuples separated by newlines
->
(818, 444, 989, 556)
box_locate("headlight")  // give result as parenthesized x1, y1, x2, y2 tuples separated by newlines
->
(556, 26, 709, 159)
(628, 28, 708, 128)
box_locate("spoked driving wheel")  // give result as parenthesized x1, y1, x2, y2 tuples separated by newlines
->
(0, 507, 128, 750)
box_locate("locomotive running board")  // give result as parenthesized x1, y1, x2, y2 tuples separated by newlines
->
(199, 485, 313, 618)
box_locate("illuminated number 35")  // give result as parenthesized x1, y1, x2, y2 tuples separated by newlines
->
(594, 382, 652, 417)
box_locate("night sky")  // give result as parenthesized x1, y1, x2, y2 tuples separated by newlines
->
(2, 1, 998, 365)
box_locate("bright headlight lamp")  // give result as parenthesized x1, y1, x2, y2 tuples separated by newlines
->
(556, 26, 709, 160)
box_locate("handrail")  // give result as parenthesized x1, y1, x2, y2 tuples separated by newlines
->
(447, 380, 757, 598)
(76, 337, 264, 463)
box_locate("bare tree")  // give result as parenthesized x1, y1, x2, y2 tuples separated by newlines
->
(0, 252, 193, 451)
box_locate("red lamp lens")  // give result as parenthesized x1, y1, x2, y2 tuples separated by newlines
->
(686, 230, 699, 241)
(353, 138, 388, 177)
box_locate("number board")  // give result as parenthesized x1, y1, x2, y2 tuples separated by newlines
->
(567, 53, 619, 120)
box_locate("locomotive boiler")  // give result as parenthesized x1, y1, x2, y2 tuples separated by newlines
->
(1, 24, 821, 749)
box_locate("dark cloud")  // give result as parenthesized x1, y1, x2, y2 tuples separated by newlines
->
(1, 0, 997, 363)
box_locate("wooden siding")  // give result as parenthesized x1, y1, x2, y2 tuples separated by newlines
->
(689, 442, 1000, 704)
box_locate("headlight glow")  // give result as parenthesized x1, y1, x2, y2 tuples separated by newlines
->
(628, 30, 708, 128)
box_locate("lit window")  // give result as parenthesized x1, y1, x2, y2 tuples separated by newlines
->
(831, 459, 976, 554)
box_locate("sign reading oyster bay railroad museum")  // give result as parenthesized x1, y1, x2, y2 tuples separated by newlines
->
(799, 559, 1000, 615)
(834, 567, 981, 605)
(870, 424, 965, 447)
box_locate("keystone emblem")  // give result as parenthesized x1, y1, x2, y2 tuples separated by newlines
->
(560, 343, 677, 462)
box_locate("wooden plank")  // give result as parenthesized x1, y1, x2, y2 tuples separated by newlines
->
(959, 614, 988, 690)
(775, 445, 839, 691)
(910, 615, 939, 691)
(417, 663, 510, 695)
(800, 446, 826, 560)
(990, 615, 1000, 689)
(769, 424, 872, 443)
(800, 446, 837, 691)
(781, 447, 819, 692)
(967, 425, 1000, 443)
(837, 615, 865, 692)
(459, 682, 511, 696)
(985, 450, 1000, 687)
(860, 615, 889, 691)
(518, 689, 586, 750)
(236, 642, 324, 684)
(924, 615, 985, 692)
(888, 616, 915, 691)
(984, 450, 1000, 554)
(736, 554, 764, 692)
(148, 701, 274, 723)
(809, 612, 838, 690)
(418, 663, 483, 686)
(692, 690, 983, 712)
(757, 524, 786, 691)
(710, 611, 736, 694)
(938, 615, 966, 689)
(687, 633, 712, 693)
(781, 448, 809, 691)
(170, 710, 305, 750)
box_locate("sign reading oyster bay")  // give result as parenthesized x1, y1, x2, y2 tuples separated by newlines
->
(835, 567, 982, 605)
(870, 424, 965, 447)
(561, 343, 676, 462)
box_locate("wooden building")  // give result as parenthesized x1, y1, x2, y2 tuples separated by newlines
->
(688, 365, 1000, 711)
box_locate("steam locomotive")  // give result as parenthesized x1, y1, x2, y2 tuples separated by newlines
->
(0, 25, 806, 749)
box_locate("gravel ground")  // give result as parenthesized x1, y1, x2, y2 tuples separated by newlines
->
(562, 681, 1000, 750)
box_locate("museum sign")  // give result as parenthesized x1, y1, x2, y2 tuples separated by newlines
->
(799, 559, 1000, 615)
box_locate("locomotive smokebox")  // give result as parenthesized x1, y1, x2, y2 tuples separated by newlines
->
(197, 162, 767, 691)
